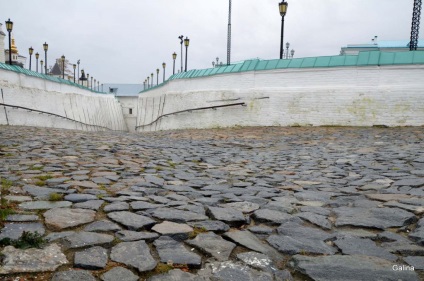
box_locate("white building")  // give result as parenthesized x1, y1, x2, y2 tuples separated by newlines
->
(0, 23, 5, 63)
(341, 36, 424, 55)
(4, 33, 26, 67)
(103, 83, 144, 132)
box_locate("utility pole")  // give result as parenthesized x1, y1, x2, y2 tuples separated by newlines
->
(410, 0, 422, 51)
(227, 0, 232, 65)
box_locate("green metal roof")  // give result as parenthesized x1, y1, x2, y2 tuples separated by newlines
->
(0, 62, 104, 93)
(141, 50, 424, 93)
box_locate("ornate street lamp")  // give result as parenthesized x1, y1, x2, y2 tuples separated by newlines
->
(156, 69, 159, 85)
(279, 1, 288, 59)
(147, 76, 150, 89)
(291, 49, 295, 58)
(172, 52, 177, 75)
(178, 35, 184, 72)
(61, 55, 65, 79)
(29, 47, 34, 70)
(94, 79, 96, 91)
(98, 81, 100, 91)
(77, 60, 80, 84)
(184, 37, 190, 72)
(5, 19, 13, 65)
(73, 64, 76, 83)
(79, 69, 87, 86)
(151, 73, 153, 87)
(91, 76, 93, 90)
(87, 73, 90, 88)
(40, 60, 44, 74)
(143, 80, 146, 91)
(285, 42, 290, 59)
(227, 0, 232, 65)
(35, 53, 39, 72)
(43, 42, 48, 74)
(162, 62, 166, 82)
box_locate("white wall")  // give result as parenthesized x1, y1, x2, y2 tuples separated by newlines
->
(136, 65, 424, 132)
(0, 68, 127, 131)
(116, 96, 138, 132)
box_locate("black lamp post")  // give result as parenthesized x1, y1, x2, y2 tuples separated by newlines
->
(91, 76, 93, 90)
(94, 79, 96, 91)
(162, 62, 166, 82)
(35, 53, 39, 72)
(227, 0, 232, 65)
(285, 42, 290, 59)
(80, 69, 87, 86)
(156, 69, 159, 85)
(172, 52, 177, 75)
(143, 81, 146, 90)
(61, 55, 65, 79)
(279, 1, 288, 59)
(77, 60, 80, 84)
(29, 47, 34, 70)
(147, 76, 150, 89)
(5, 19, 13, 65)
(178, 35, 184, 72)
(73, 64, 76, 82)
(87, 73, 90, 88)
(291, 49, 295, 59)
(98, 81, 100, 91)
(43, 42, 48, 74)
(184, 37, 190, 72)
(151, 73, 153, 87)
(40, 60, 44, 74)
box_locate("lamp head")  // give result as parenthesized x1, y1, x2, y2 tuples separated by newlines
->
(279, 1, 288, 16)
(5, 19, 13, 32)
(29, 47, 34, 55)
(184, 37, 190, 47)
(43, 42, 48, 51)
(172, 52, 177, 60)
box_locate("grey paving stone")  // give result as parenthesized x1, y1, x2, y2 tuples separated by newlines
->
(101, 267, 138, 281)
(44, 208, 96, 230)
(149, 207, 208, 222)
(104, 201, 130, 212)
(84, 220, 122, 232)
(154, 236, 202, 267)
(107, 211, 156, 231)
(296, 211, 332, 230)
(148, 269, 201, 281)
(0, 244, 68, 274)
(188, 220, 230, 232)
(5, 214, 39, 222)
(334, 236, 397, 261)
(236, 251, 273, 271)
(186, 232, 236, 261)
(224, 230, 281, 259)
(404, 256, 424, 270)
(151, 221, 193, 240)
(208, 261, 273, 281)
(51, 270, 96, 281)
(252, 209, 293, 225)
(110, 240, 157, 272)
(73, 199, 105, 210)
(74, 246, 108, 270)
(19, 200, 72, 210)
(64, 193, 97, 202)
(65, 232, 114, 248)
(0, 222, 45, 240)
(207, 206, 246, 226)
(290, 255, 420, 281)
(115, 230, 159, 242)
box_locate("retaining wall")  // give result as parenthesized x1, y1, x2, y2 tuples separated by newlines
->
(0, 66, 127, 131)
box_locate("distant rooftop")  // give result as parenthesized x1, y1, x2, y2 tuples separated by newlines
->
(344, 40, 424, 49)
(102, 84, 143, 96)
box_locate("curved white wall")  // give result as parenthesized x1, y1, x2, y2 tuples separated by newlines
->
(0, 68, 127, 131)
(136, 65, 424, 132)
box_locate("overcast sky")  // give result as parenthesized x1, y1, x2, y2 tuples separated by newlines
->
(1, 0, 422, 84)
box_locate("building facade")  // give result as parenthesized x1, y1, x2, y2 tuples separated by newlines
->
(0, 23, 5, 63)
(341, 36, 424, 55)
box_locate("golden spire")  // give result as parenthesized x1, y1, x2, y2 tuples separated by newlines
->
(11, 34, 18, 54)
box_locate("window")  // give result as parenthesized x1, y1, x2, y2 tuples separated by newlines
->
(129, 108, 133, 115)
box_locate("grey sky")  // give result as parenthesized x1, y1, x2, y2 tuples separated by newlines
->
(1, 0, 421, 83)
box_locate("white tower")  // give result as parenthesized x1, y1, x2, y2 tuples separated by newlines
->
(0, 23, 5, 63)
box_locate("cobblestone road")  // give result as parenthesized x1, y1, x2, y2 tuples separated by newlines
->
(0, 126, 423, 280)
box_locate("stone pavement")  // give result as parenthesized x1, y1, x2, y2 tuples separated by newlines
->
(0, 125, 423, 281)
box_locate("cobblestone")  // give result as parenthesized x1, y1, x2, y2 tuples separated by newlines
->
(0, 126, 423, 280)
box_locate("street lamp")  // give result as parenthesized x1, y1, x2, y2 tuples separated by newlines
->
(156, 69, 159, 85)
(35, 53, 39, 72)
(94, 79, 96, 91)
(147, 76, 150, 89)
(285, 42, 290, 59)
(43, 42, 48, 74)
(98, 81, 100, 91)
(172, 52, 177, 75)
(184, 37, 190, 72)
(29, 47, 34, 70)
(178, 35, 184, 72)
(91, 76, 93, 90)
(291, 49, 295, 59)
(40, 60, 44, 74)
(87, 73, 90, 88)
(77, 60, 80, 84)
(162, 62, 166, 82)
(61, 55, 65, 79)
(79, 69, 87, 86)
(227, 0, 232, 65)
(5, 19, 13, 65)
(73, 64, 76, 83)
(151, 73, 153, 87)
(279, 1, 288, 59)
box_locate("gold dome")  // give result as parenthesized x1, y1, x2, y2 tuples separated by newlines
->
(11, 35, 18, 54)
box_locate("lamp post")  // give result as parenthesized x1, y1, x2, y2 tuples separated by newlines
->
(43, 42, 48, 74)
(178, 35, 184, 72)
(285, 42, 290, 59)
(73, 64, 76, 83)
(61, 55, 65, 79)
(77, 60, 80, 84)
(98, 81, 100, 92)
(184, 37, 190, 72)
(40, 60, 44, 74)
(35, 53, 39, 72)
(151, 73, 153, 87)
(29, 47, 34, 70)
(291, 49, 295, 58)
(147, 76, 150, 89)
(279, 1, 288, 59)
(94, 79, 96, 91)
(80, 69, 87, 86)
(5, 19, 13, 65)
(227, 0, 232, 65)
(91, 76, 93, 90)
(162, 62, 166, 82)
(172, 52, 177, 75)
(156, 69, 159, 85)
(143, 81, 146, 91)
(87, 73, 90, 88)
